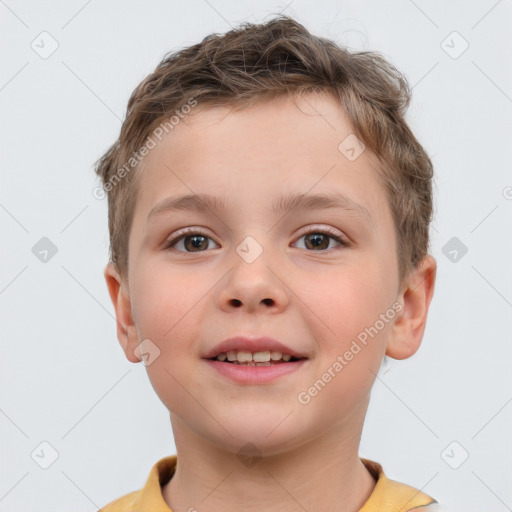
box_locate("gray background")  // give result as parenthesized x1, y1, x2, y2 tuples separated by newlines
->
(1, 1, 511, 511)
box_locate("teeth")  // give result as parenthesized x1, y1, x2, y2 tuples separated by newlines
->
(270, 351, 283, 361)
(253, 350, 270, 362)
(214, 350, 294, 363)
(237, 351, 253, 363)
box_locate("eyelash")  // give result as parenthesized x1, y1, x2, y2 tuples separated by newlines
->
(163, 226, 349, 253)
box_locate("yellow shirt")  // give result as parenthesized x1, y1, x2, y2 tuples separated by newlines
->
(99, 456, 437, 512)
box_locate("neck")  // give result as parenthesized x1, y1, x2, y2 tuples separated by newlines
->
(162, 416, 376, 512)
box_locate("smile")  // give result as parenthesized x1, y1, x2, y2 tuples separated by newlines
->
(210, 350, 303, 365)
(205, 354, 308, 384)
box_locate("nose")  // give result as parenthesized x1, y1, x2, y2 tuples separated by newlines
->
(215, 246, 290, 314)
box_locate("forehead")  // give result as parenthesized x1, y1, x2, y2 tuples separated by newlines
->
(168, 94, 358, 158)
(130, 93, 391, 240)
(136, 94, 383, 195)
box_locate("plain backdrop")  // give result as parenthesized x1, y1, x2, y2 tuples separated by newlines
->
(1, 1, 511, 511)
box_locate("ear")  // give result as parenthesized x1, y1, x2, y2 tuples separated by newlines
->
(386, 255, 437, 360)
(104, 262, 140, 363)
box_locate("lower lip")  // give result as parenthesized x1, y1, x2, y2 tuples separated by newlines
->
(204, 359, 307, 384)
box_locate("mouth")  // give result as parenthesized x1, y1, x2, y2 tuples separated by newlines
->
(203, 336, 309, 361)
(205, 350, 308, 384)
(208, 350, 306, 366)
(203, 336, 309, 383)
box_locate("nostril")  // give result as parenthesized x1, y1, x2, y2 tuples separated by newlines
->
(230, 299, 242, 307)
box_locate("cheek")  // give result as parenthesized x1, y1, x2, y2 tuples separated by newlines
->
(130, 264, 208, 390)
(300, 321, 391, 422)
(131, 265, 201, 342)
(309, 260, 389, 337)
(309, 261, 394, 381)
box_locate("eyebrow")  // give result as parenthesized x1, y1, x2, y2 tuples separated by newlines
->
(146, 192, 373, 225)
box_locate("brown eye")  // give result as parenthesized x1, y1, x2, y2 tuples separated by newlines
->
(305, 233, 331, 250)
(293, 228, 347, 252)
(183, 235, 209, 252)
(164, 230, 220, 252)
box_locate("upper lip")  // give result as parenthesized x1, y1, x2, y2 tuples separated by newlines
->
(204, 336, 308, 359)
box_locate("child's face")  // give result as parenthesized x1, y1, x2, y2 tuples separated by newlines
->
(106, 93, 434, 455)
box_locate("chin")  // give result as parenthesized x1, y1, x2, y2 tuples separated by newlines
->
(209, 416, 306, 455)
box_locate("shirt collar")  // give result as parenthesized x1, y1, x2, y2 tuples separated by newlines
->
(358, 458, 436, 511)
(131, 455, 436, 512)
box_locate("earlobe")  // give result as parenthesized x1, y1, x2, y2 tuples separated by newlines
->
(386, 255, 437, 360)
(104, 262, 140, 363)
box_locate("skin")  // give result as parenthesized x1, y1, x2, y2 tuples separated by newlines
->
(105, 92, 436, 512)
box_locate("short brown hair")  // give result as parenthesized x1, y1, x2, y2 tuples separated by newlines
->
(94, 14, 434, 286)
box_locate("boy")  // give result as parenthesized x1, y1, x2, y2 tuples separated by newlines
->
(95, 14, 438, 512)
